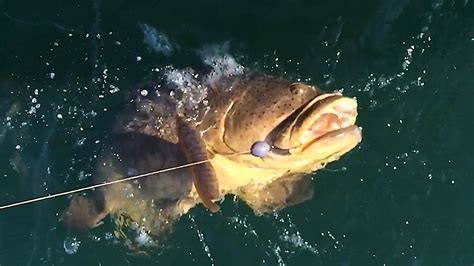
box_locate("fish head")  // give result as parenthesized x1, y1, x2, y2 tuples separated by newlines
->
(200, 75, 362, 188)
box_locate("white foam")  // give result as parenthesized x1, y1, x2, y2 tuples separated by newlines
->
(189, 215, 215, 265)
(280, 231, 318, 254)
(165, 68, 208, 120)
(275, 214, 320, 255)
(139, 23, 173, 56)
(63, 237, 81, 255)
(161, 43, 244, 121)
(198, 43, 244, 87)
(134, 227, 154, 247)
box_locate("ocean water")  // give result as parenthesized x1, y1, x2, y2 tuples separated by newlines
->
(0, 0, 473, 265)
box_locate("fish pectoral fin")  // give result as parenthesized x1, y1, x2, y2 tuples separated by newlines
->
(177, 117, 220, 213)
(196, 190, 220, 213)
(239, 173, 314, 214)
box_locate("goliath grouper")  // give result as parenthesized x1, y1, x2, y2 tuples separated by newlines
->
(64, 73, 362, 236)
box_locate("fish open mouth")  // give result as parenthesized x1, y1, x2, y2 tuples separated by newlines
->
(298, 94, 358, 149)
(270, 92, 361, 154)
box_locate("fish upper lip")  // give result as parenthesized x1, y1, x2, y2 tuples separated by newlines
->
(264, 93, 337, 143)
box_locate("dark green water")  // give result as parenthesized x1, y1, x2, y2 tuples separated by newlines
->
(1, 0, 473, 265)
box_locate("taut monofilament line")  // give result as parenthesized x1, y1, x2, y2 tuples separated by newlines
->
(0, 150, 253, 210)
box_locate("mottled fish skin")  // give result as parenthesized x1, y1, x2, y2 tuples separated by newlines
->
(200, 74, 323, 154)
(63, 73, 361, 237)
(176, 117, 220, 212)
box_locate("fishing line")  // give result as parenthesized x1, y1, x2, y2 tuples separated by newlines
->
(0, 151, 251, 210)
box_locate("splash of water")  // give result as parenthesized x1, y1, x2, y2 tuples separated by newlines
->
(164, 43, 244, 122)
(63, 237, 81, 255)
(139, 23, 174, 56)
(198, 43, 244, 87)
(189, 215, 215, 265)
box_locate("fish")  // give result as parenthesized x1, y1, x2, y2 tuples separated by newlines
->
(63, 73, 362, 236)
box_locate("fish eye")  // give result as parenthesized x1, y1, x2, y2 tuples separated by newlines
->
(289, 83, 306, 95)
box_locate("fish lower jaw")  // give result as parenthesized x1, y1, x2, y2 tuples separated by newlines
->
(294, 125, 361, 154)
(299, 120, 358, 150)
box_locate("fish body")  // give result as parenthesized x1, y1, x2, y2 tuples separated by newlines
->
(64, 73, 362, 235)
